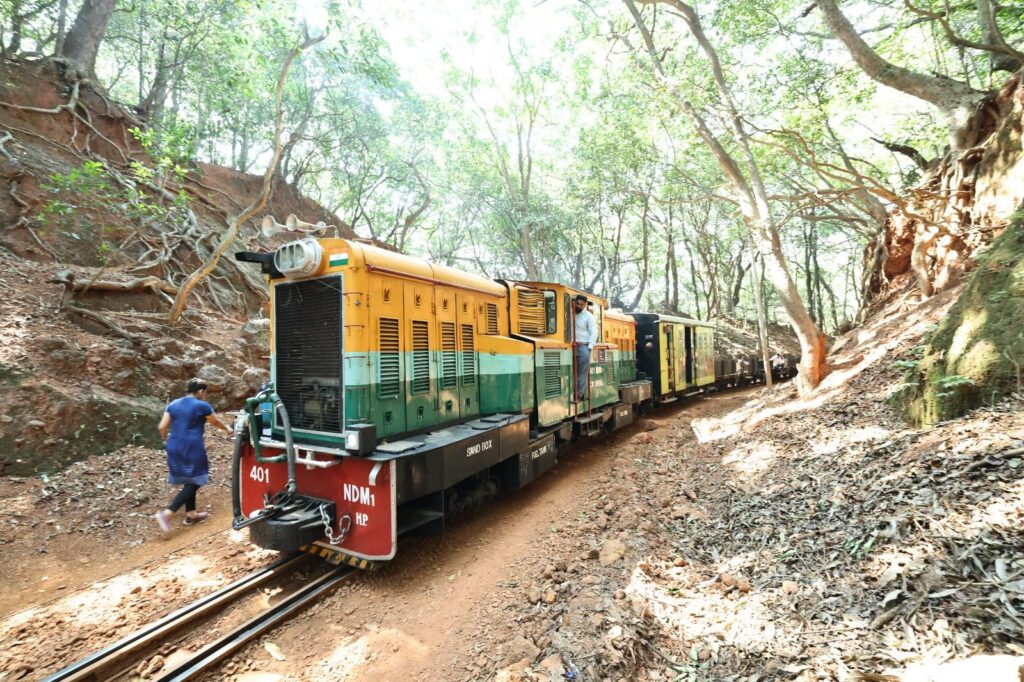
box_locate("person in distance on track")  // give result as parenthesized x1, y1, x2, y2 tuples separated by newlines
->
(154, 378, 232, 532)
(573, 294, 596, 402)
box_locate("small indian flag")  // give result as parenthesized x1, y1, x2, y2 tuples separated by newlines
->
(329, 252, 349, 267)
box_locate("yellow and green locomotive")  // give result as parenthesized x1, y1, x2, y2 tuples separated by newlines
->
(231, 236, 747, 567)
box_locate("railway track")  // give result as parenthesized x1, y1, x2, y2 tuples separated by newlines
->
(42, 552, 355, 682)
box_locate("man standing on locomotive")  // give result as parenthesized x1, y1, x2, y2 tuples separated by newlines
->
(573, 294, 596, 402)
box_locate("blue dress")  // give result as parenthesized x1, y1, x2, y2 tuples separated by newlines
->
(165, 396, 214, 485)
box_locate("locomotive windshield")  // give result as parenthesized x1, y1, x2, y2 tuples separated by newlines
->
(273, 275, 344, 434)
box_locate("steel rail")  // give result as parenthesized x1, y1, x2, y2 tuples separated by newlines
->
(154, 565, 355, 681)
(42, 552, 307, 682)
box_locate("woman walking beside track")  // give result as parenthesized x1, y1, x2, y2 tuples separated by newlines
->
(155, 378, 232, 531)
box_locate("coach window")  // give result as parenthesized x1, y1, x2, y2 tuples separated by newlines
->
(544, 290, 557, 334)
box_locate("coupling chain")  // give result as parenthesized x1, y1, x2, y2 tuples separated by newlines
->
(319, 504, 352, 546)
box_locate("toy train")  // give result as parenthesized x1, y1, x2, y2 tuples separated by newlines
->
(231, 238, 796, 568)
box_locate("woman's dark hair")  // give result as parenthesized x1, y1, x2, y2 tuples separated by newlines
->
(186, 378, 208, 394)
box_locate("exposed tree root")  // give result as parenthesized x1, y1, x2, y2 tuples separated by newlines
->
(63, 303, 139, 342)
(49, 269, 178, 296)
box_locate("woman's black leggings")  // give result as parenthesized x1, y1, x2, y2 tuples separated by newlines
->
(169, 483, 201, 513)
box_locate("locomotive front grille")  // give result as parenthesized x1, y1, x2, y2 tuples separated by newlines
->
(273, 276, 343, 434)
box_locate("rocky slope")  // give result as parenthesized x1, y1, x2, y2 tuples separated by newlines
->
(0, 58, 352, 473)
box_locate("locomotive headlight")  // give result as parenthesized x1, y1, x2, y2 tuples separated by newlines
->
(274, 238, 324, 278)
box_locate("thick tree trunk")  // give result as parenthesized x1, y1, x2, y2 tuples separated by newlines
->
(815, 0, 985, 140)
(975, 0, 1022, 73)
(628, 0, 831, 391)
(61, 0, 118, 80)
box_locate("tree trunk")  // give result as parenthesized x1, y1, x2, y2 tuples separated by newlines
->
(804, 222, 815, 324)
(728, 254, 748, 314)
(54, 0, 69, 56)
(140, 30, 170, 121)
(628, 195, 651, 310)
(752, 252, 772, 388)
(689, 252, 701, 320)
(975, 0, 1021, 72)
(815, 0, 985, 140)
(61, 0, 118, 80)
(521, 218, 539, 280)
(627, 0, 830, 392)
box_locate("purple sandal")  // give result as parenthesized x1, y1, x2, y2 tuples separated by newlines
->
(183, 512, 209, 526)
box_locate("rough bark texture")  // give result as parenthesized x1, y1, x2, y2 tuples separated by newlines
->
(864, 72, 1024, 306)
(60, 0, 118, 80)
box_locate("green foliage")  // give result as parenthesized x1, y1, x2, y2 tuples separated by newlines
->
(37, 160, 188, 265)
(897, 206, 1024, 425)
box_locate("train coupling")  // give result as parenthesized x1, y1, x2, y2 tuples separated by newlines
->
(246, 494, 338, 552)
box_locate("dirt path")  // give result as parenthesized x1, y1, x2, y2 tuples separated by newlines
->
(0, 388, 758, 681)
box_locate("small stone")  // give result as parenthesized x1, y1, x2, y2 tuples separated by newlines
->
(538, 654, 565, 677)
(527, 586, 542, 604)
(599, 539, 627, 566)
(673, 558, 688, 567)
(28, 420, 45, 428)
(781, 580, 800, 594)
(721, 574, 737, 587)
(501, 638, 539, 668)
(542, 590, 557, 604)
(736, 579, 752, 593)
(141, 655, 166, 677)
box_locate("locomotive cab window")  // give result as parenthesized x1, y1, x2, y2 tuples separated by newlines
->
(544, 290, 557, 335)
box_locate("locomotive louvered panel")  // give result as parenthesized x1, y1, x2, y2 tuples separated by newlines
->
(518, 289, 546, 335)
(440, 322, 458, 389)
(273, 276, 343, 433)
(379, 317, 400, 398)
(411, 320, 430, 394)
(486, 303, 499, 335)
(461, 324, 476, 385)
(543, 350, 561, 398)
